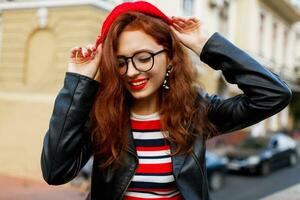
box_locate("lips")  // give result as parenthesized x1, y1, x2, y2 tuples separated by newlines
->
(128, 78, 148, 91)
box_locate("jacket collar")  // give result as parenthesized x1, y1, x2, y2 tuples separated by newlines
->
(170, 142, 187, 179)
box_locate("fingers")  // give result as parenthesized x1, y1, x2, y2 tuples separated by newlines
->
(70, 46, 81, 58)
(171, 16, 201, 25)
(170, 25, 178, 33)
(171, 16, 187, 30)
(69, 43, 102, 65)
(171, 23, 184, 33)
(171, 16, 201, 32)
(172, 16, 200, 23)
(69, 44, 96, 64)
(69, 47, 83, 64)
(171, 16, 187, 22)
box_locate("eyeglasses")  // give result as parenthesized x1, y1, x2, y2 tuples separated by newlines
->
(116, 49, 167, 75)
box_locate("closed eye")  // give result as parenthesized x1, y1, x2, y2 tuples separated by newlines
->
(137, 56, 151, 63)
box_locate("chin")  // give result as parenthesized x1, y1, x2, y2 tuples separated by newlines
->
(128, 87, 160, 101)
(126, 83, 162, 101)
(130, 91, 150, 100)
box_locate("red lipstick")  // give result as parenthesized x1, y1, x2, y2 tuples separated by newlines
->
(128, 78, 148, 91)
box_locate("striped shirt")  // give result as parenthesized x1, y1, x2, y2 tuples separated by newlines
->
(123, 112, 183, 200)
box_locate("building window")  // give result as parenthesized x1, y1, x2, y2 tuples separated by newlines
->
(259, 12, 265, 56)
(296, 34, 300, 64)
(282, 28, 288, 67)
(271, 22, 277, 62)
(219, 0, 229, 36)
(183, 0, 194, 15)
(295, 34, 300, 81)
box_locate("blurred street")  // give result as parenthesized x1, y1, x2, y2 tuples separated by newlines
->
(0, 137, 299, 200)
(2, 161, 300, 200)
(211, 159, 300, 200)
(210, 138, 300, 200)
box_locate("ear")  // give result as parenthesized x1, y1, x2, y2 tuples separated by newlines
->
(166, 57, 174, 72)
(167, 63, 173, 72)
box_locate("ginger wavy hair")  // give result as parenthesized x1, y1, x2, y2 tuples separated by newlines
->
(90, 12, 217, 169)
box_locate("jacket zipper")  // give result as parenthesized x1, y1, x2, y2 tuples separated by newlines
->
(120, 149, 138, 199)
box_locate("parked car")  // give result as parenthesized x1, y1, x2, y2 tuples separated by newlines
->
(206, 152, 228, 191)
(226, 133, 298, 175)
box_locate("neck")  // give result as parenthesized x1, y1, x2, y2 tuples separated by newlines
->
(131, 95, 160, 115)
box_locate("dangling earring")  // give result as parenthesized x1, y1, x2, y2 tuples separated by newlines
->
(163, 64, 173, 90)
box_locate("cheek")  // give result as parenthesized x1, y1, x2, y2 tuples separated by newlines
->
(150, 59, 168, 81)
(156, 72, 166, 83)
(157, 65, 168, 80)
(149, 69, 167, 87)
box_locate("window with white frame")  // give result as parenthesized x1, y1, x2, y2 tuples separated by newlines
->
(296, 34, 300, 62)
(218, 0, 229, 36)
(271, 21, 277, 62)
(259, 11, 265, 56)
(183, 0, 194, 16)
(282, 27, 289, 67)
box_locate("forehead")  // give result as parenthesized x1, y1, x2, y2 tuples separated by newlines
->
(117, 30, 163, 56)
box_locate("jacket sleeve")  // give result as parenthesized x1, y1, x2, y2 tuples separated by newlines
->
(41, 72, 99, 185)
(199, 32, 292, 135)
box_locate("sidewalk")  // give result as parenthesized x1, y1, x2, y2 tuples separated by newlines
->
(0, 174, 86, 200)
(260, 183, 300, 200)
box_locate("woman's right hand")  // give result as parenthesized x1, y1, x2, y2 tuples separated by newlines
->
(67, 44, 102, 79)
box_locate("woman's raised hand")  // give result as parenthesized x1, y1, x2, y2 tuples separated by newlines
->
(67, 44, 102, 79)
(170, 16, 210, 56)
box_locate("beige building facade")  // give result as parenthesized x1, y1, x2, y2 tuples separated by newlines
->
(0, 0, 299, 181)
(150, 0, 300, 135)
(0, 0, 112, 181)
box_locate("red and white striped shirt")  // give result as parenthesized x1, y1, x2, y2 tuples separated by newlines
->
(123, 112, 183, 200)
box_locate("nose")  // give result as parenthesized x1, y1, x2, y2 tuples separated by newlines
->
(126, 59, 140, 77)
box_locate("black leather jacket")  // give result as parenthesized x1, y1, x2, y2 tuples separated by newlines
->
(41, 33, 292, 200)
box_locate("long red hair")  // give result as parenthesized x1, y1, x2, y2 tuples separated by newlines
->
(90, 12, 217, 169)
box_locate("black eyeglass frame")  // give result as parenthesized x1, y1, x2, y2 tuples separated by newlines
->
(116, 49, 168, 76)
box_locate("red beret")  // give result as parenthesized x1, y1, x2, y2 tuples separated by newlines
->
(95, 1, 173, 49)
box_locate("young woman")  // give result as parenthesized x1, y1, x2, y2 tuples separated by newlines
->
(41, 1, 292, 200)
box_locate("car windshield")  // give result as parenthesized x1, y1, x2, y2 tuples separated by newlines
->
(237, 137, 269, 149)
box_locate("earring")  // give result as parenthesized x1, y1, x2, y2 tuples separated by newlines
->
(163, 64, 173, 90)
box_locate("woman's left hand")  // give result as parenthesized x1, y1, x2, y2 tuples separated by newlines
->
(170, 16, 210, 56)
